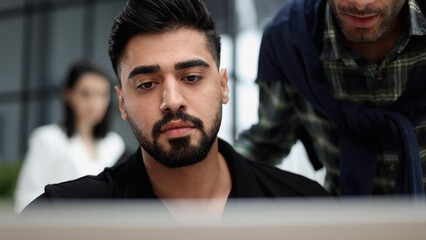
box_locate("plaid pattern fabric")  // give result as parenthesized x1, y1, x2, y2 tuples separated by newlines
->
(235, 0, 426, 195)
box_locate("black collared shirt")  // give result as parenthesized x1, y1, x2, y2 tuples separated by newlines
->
(28, 139, 328, 205)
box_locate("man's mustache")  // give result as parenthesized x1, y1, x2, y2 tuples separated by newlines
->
(340, 6, 385, 16)
(152, 110, 204, 139)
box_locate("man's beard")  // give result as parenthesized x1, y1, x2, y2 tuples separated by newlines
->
(329, 0, 405, 43)
(128, 107, 222, 168)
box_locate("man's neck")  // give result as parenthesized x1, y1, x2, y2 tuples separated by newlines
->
(341, 14, 405, 65)
(141, 139, 232, 220)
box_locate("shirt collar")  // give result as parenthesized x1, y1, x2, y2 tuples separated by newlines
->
(123, 138, 264, 199)
(319, 3, 343, 61)
(320, 0, 426, 61)
(218, 138, 265, 198)
(407, 0, 426, 36)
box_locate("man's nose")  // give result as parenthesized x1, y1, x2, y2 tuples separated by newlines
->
(159, 78, 187, 113)
(347, 0, 375, 10)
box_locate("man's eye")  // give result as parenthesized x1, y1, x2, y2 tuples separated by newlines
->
(137, 82, 157, 89)
(184, 75, 202, 82)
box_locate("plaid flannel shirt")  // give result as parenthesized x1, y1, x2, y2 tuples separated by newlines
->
(235, 0, 426, 195)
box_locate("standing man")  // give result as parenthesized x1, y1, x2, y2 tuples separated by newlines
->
(236, 0, 426, 196)
(24, 0, 328, 218)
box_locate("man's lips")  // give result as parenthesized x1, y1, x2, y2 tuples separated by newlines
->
(160, 121, 195, 137)
(346, 14, 378, 28)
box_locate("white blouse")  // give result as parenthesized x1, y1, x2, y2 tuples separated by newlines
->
(14, 124, 125, 212)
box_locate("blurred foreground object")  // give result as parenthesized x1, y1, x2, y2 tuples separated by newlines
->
(2, 198, 426, 240)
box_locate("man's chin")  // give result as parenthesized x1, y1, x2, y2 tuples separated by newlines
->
(341, 26, 383, 43)
(161, 133, 201, 146)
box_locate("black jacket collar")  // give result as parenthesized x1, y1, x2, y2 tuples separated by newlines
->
(120, 138, 265, 199)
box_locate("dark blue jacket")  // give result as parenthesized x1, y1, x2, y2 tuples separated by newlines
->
(258, 0, 426, 196)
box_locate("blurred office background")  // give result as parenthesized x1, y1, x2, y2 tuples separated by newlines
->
(0, 0, 323, 201)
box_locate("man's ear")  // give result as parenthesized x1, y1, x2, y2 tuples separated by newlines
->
(115, 85, 128, 121)
(219, 68, 229, 104)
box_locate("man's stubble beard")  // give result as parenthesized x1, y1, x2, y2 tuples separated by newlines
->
(328, 0, 405, 43)
(127, 106, 222, 168)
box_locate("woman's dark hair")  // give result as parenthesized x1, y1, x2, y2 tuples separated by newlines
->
(63, 60, 112, 139)
(108, 0, 221, 83)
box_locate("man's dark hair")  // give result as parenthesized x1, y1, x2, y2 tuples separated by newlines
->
(63, 59, 112, 139)
(108, 0, 221, 82)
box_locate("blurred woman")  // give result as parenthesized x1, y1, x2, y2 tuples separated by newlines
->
(14, 60, 125, 212)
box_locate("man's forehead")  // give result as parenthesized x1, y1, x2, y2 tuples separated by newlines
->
(125, 28, 209, 54)
(119, 29, 216, 76)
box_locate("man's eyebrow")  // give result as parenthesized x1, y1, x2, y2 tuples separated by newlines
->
(175, 59, 210, 70)
(128, 64, 160, 79)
